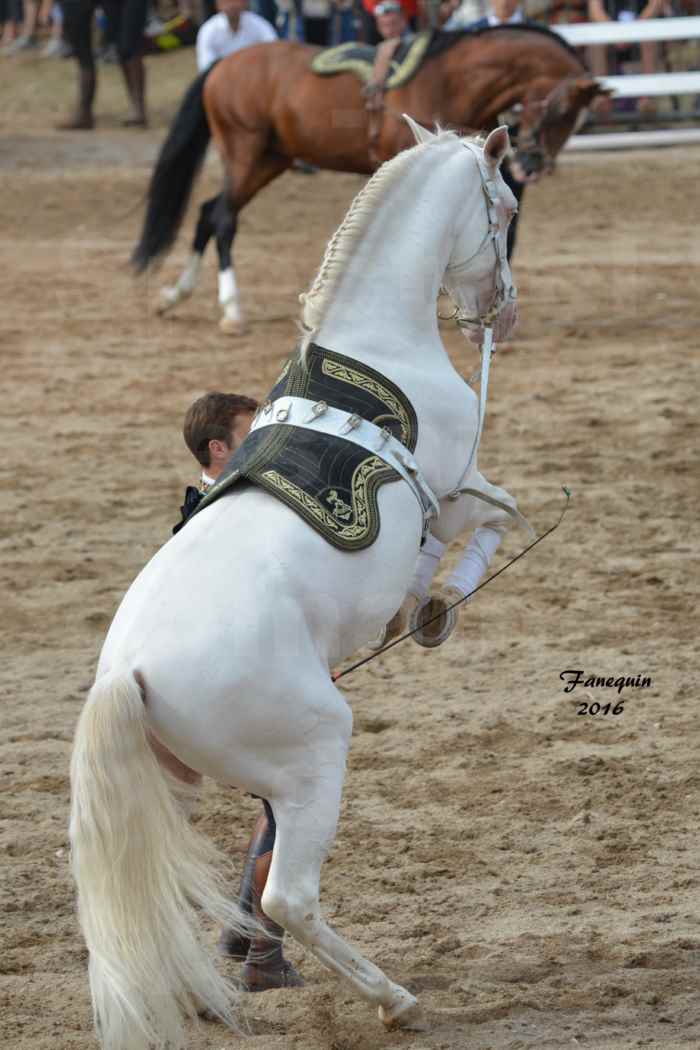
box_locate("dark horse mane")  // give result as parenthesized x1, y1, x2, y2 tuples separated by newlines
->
(425, 23, 585, 67)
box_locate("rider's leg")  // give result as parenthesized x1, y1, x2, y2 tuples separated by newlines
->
(219, 801, 304, 991)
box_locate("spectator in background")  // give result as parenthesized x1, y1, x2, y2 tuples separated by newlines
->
(196, 0, 276, 71)
(59, 0, 150, 128)
(587, 0, 666, 113)
(3, 0, 40, 51)
(361, 0, 415, 44)
(0, 0, 22, 51)
(42, 2, 71, 57)
(445, 0, 523, 29)
(299, 0, 332, 45)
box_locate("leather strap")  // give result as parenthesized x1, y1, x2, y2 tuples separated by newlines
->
(251, 395, 439, 529)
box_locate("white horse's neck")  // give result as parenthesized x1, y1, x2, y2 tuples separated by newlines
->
(309, 140, 485, 371)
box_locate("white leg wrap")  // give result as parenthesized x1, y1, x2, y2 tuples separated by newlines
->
(177, 253, 201, 295)
(218, 267, 242, 322)
(446, 525, 504, 598)
(409, 533, 446, 600)
(159, 253, 201, 312)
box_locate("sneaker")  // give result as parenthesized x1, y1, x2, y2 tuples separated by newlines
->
(6, 34, 38, 52)
(42, 37, 63, 57)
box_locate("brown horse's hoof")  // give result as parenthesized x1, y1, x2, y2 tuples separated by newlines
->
(241, 958, 305, 993)
(219, 316, 248, 336)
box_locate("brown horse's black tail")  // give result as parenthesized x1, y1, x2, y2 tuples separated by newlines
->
(131, 65, 217, 272)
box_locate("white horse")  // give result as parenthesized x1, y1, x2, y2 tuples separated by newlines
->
(70, 118, 522, 1050)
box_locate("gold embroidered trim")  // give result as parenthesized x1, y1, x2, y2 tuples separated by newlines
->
(261, 454, 396, 544)
(321, 358, 412, 445)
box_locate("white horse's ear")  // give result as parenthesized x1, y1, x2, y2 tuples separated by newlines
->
(403, 114, 435, 145)
(483, 125, 511, 168)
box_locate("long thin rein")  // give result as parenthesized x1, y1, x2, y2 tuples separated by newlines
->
(331, 487, 571, 683)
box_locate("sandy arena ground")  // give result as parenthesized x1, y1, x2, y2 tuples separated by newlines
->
(1, 47, 699, 1050)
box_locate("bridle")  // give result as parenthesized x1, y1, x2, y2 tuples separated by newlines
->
(439, 142, 518, 504)
(441, 141, 516, 331)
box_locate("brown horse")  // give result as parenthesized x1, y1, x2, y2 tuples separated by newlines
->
(133, 26, 605, 332)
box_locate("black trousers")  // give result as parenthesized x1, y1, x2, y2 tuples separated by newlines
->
(62, 0, 148, 67)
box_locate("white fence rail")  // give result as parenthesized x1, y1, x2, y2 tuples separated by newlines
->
(555, 15, 700, 46)
(552, 16, 700, 150)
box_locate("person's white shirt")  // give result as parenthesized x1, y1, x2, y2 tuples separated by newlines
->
(487, 8, 522, 24)
(196, 10, 277, 73)
(445, 2, 523, 30)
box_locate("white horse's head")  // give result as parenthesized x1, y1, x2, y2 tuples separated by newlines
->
(404, 117, 518, 346)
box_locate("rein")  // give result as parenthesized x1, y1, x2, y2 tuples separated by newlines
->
(331, 487, 571, 682)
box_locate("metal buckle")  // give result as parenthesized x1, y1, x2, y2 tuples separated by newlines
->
(375, 426, 392, 450)
(340, 413, 362, 435)
(304, 400, 328, 423)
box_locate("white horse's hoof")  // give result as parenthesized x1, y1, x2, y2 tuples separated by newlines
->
(157, 286, 188, 315)
(409, 586, 462, 648)
(219, 316, 248, 336)
(378, 992, 425, 1030)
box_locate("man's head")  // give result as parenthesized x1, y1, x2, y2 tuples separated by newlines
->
(183, 392, 258, 479)
(374, 0, 407, 39)
(216, 0, 247, 28)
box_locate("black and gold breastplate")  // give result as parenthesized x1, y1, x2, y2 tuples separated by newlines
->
(192, 344, 419, 552)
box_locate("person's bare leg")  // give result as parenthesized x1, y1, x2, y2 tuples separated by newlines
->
(121, 54, 147, 126)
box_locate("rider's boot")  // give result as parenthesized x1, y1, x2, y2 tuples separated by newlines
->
(218, 805, 304, 992)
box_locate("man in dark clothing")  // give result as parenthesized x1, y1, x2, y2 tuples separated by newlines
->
(60, 0, 150, 128)
(173, 391, 257, 535)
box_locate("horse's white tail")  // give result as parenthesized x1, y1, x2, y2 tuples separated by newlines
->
(69, 670, 254, 1050)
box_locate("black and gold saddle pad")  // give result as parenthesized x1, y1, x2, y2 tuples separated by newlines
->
(310, 31, 431, 91)
(193, 344, 418, 552)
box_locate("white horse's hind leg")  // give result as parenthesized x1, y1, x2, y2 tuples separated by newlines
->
(260, 688, 421, 1029)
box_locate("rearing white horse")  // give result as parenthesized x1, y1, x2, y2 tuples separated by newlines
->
(70, 119, 522, 1050)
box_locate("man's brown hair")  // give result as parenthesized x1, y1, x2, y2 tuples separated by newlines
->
(183, 392, 258, 467)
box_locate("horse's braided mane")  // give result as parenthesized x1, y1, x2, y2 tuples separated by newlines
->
(300, 128, 476, 352)
(426, 23, 584, 67)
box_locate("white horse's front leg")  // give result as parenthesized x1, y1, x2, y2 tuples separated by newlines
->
(404, 471, 524, 647)
(158, 253, 202, 315)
